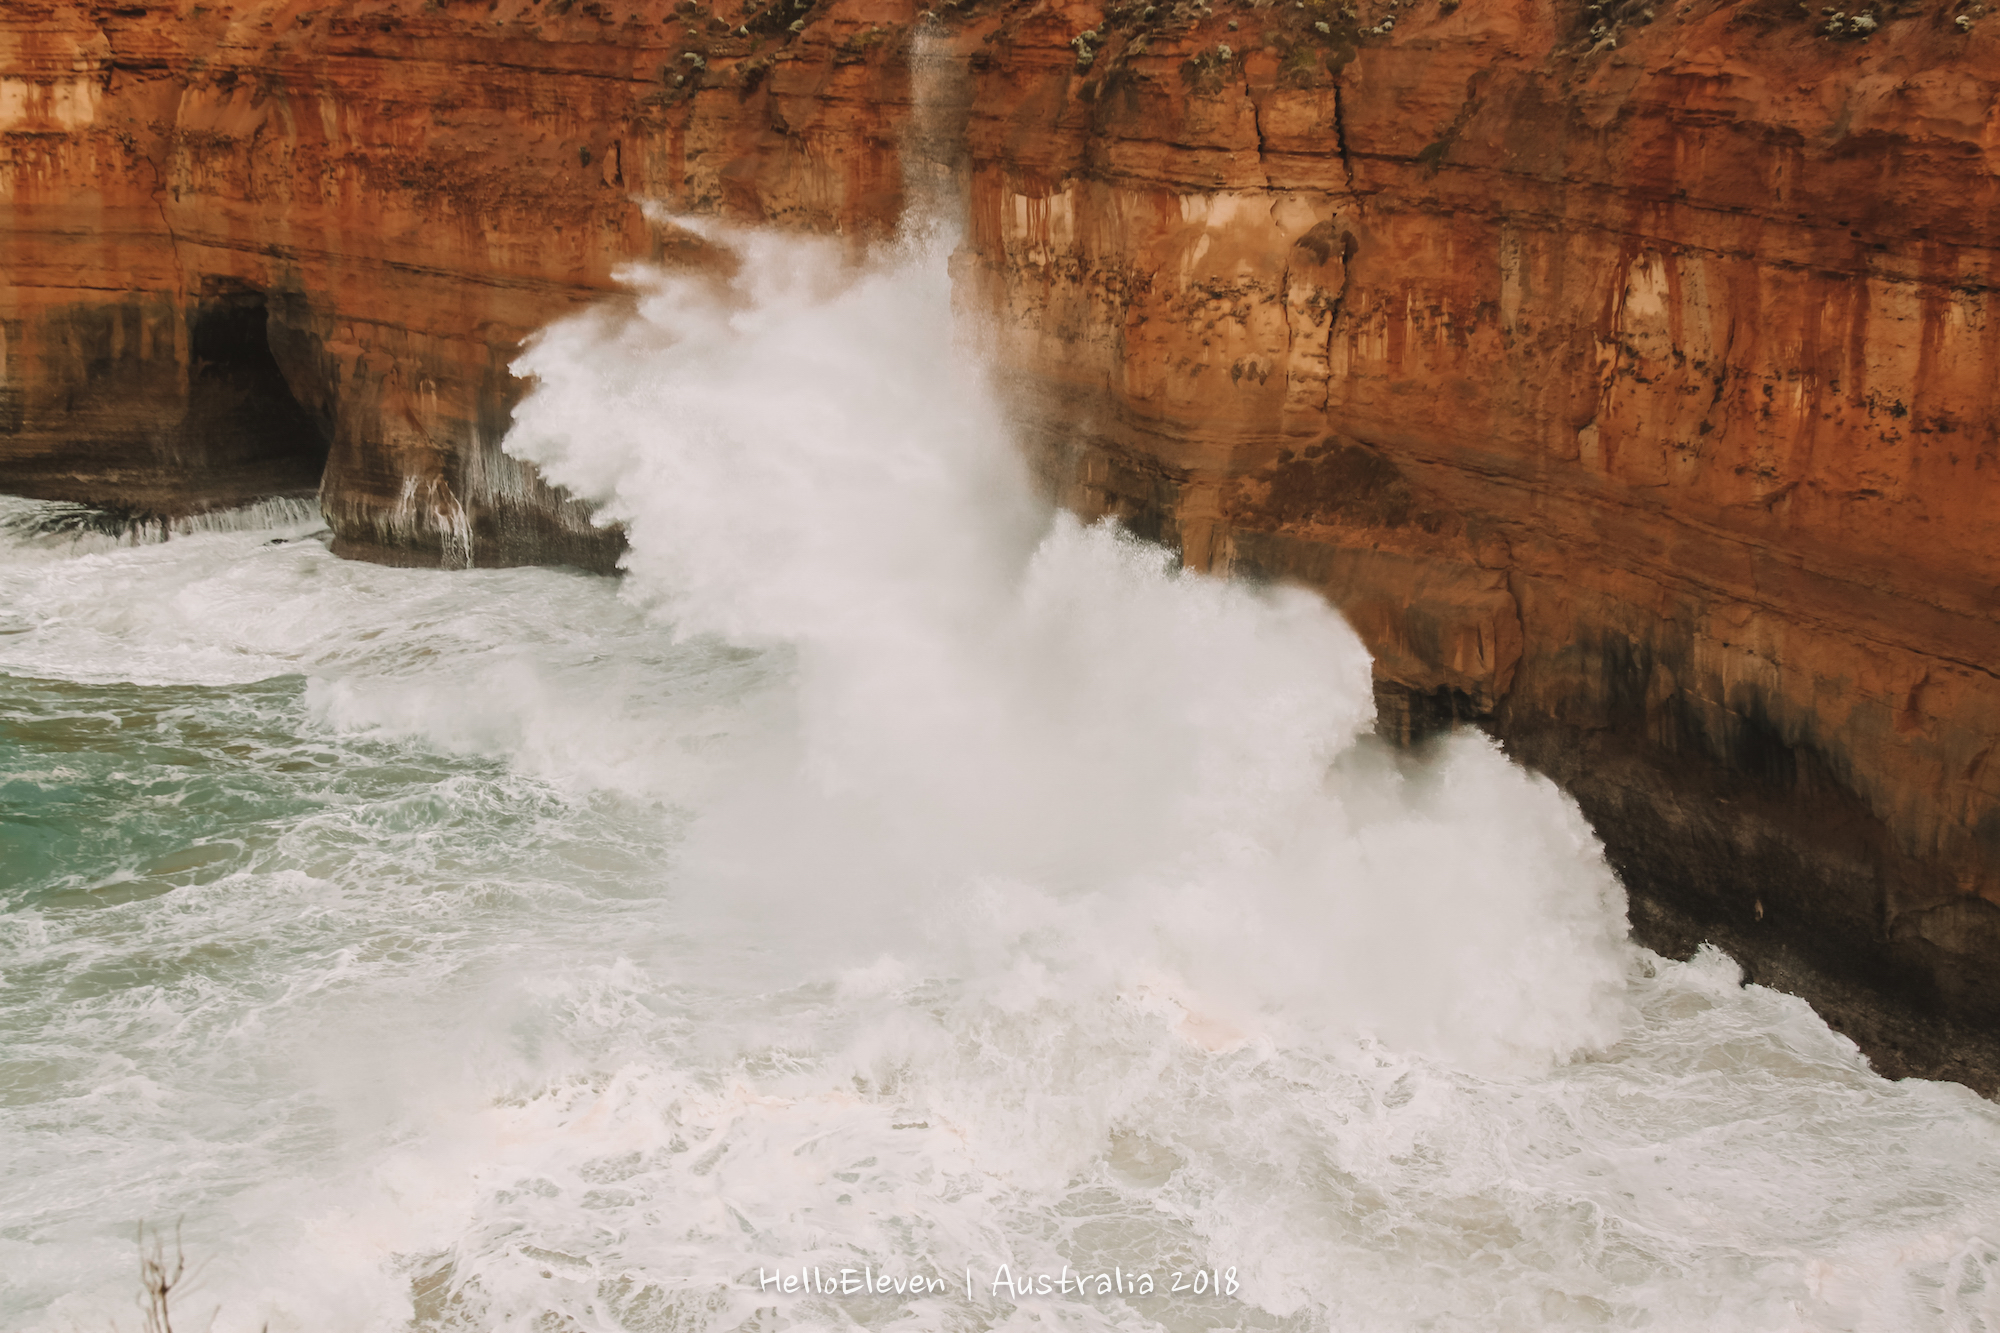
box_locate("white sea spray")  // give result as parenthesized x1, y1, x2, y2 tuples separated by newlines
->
(0, 233, 1997, 1333)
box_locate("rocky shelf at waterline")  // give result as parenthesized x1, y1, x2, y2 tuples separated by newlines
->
(5, 0, 2000, 1089)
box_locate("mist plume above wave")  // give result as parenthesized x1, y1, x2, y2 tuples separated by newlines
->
(502, 222, 1631, 1069)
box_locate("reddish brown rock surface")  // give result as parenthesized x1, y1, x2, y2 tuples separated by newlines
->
(2, 0, 917, 562)
(6, 0, 1999, 1082)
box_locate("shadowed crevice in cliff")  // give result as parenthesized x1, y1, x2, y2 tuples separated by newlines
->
(1372, 609, 2000, 1095)
(1384, 597, 2000, 1095)
(1503, 712, 2000, 1096)
(1374, 680, 1487, 746)
(1495, 626, 2000, 1096)
(0, 284, 331, 520)
(180, 287, 333, 509)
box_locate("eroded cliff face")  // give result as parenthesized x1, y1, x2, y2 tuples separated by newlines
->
(5, 0, 1999, 1081)
(2, 0, 917, 562)
(952, 0, 2000, 1084)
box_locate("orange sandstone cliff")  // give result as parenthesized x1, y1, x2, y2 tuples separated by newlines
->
(5, 0, 1999, 1083)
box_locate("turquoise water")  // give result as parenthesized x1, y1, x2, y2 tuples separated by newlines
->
(6, 230, 2000, 1333)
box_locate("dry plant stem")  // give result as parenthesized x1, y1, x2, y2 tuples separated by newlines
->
(137, 1221, 184, 1333)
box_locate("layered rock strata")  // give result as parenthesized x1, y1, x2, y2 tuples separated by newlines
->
(954, 0, 2000, 1086)
(5, 0, 1999, 1082)
(3, 0, 917, 561)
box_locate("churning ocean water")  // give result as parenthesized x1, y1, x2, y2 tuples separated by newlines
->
(3, 227, 2000, 1333)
